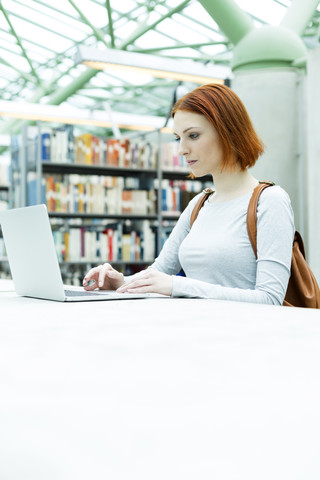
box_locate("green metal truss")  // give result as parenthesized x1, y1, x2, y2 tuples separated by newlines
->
(0, 0, 319, 138)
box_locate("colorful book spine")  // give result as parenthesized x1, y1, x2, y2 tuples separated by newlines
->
(25, 126, 163, 169)
(51, 221, 155, 263)
(44, 174, 157, 215)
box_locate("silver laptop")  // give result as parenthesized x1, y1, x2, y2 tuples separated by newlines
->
(0, 204, 152, 302)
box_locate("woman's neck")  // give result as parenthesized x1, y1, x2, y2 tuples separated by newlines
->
(209, 169, 258, 203)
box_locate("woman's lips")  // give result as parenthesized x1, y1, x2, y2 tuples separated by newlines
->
(187, 160, 198, 166)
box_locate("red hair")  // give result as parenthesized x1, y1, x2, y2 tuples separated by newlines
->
(171, 83, 264, 171)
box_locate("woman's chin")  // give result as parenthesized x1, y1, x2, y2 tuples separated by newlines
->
(190, 168, 209, 179)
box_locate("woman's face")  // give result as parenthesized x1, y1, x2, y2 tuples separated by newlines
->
(173, 110, 224, 177)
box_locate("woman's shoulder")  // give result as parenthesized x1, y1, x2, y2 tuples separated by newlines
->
(188, 191, 208, 209)
(258, 184, 291, 207)
(257, 184, 294, 225)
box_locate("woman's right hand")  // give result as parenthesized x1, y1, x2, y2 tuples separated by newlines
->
(82, 263, 125, 291)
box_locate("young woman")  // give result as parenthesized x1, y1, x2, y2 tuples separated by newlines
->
(83, 84, 294, 305)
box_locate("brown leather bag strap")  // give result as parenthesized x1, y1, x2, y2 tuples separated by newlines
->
(190, 188, 214, 227)
(247, 181, 275, 258)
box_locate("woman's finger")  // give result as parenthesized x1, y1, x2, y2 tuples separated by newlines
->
(83, 266, 102, 288)
(98, 263, 113, 288)
(118, 276, 151, 292)
(127, 286, 152, 294)
(83, 279, 98, 291)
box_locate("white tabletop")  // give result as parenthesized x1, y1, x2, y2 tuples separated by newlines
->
(1, 280, 320, 480)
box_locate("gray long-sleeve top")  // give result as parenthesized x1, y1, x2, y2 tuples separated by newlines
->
(150, 186, 295, 305)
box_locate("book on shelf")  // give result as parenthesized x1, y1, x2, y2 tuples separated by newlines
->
(21, 125, 158, 169)
(75, 133, 106, 165)
(121, 139, 131, 168)
(121, 190, 152, 215)
(42, 173, 157, 216)
(51, 220, 155, 264)
(27, 171, 207, 217)
(106, 138, 120, 166)
(161, 179, 207, 214)
(160, 141, 185, 171)
(39, 126, 74, 163)
(37, 131, 51, 161)
(27, 172, 46, 206)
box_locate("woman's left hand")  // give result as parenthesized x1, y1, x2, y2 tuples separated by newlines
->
(117, 269, 173, 296)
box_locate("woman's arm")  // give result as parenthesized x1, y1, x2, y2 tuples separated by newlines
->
(120, 187, 295, 306)
(172, 187, 295, 305)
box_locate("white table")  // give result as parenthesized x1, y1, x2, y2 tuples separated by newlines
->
(1, 280, 320, 480)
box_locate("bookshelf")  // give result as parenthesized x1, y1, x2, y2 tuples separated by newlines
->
(5, 122, 211, 284)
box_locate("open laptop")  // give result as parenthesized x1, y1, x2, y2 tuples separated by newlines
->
(0, 204, 154, 302)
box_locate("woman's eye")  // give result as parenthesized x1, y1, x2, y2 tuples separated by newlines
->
(174, 137, 180, 142)
(189, 133, 199, 139)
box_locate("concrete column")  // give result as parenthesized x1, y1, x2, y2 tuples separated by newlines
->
(306, 46, 320, 281)
(232, 69, 305, 232)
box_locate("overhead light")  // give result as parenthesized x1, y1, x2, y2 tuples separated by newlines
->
(74, 46, 227, 85)
(0, 99, 173, 132)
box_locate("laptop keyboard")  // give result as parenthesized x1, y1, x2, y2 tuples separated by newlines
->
(64, 289, 103, 297)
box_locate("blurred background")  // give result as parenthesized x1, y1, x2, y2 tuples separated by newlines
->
(0, 0, 319, 282)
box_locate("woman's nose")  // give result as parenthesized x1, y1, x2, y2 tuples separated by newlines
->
(178, 140, 189, 156)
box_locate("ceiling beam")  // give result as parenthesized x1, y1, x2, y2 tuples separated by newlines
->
(106, 0, 115, 48)
(0, 55, 35, 84)
(2, 8, 80, 45)
(0, 4, 41, 85)
(13, 0, 90, 33)
(281, 0, 320, 36)
(67, 0, 109, 47)
(197, 0, 254, 45)
(120, 0, 192, 49)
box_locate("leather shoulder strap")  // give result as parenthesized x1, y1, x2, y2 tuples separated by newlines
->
(247, 181, 275, 258)
(190, 188, 214, 227)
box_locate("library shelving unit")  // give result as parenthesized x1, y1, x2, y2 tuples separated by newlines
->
(6, 122, 211, 284)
